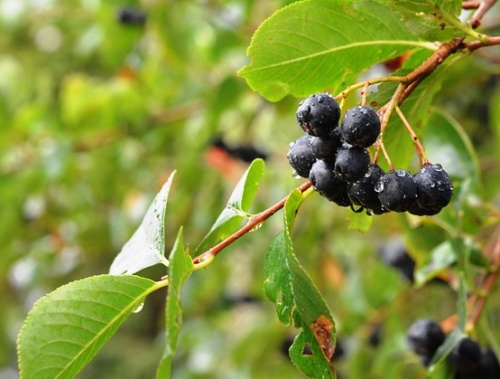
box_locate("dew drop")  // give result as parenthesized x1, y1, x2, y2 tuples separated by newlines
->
(433, 164, 443, 171)
(374, 181, 384, 193)
(133, 302, 144, 313)
(395, 169, 406, 177)
(317, 95, 324, 103)
(288, 141, 296, 148)
(430, 182, 436, 188)
(292, 171, 301, 179)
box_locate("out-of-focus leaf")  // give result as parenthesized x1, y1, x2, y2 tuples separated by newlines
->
(239, 0, 428, 101)
(415, 240, 456, 285)
(17, 275, 163, 379)
(110, 172, 175, 275)
(348, 211, 373, 233)
(195, 159, 265, 254)
(264, 189, 335, 378)
(157, 228, 193, 378)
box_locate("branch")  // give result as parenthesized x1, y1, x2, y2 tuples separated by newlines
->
(192, 180, 312, 264)
(468, 0, 498, 28)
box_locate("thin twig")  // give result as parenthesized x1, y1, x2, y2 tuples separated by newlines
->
(395, 106, 429, 166)
(468, 0, 499, 28)
(192, 180, 312, 264)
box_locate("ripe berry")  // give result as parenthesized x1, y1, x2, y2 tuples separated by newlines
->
(296, 93, 340, 137)
(414, 163, 453, 213)
(448, 338, 482, 377)
(378, 239, 415, 282)
(340, 106, 381, 148)
(347, 163, 385, 214)
(375, 169, 417, 212)
(407, 319, 445, 365)
(334, 145, 370, 182)
(287, 135, 316, 178)
(310, 128, 342, 162)
(309, 160, 349, 203)
(479, 348, 500, 378)
(117, 7, 147, 25)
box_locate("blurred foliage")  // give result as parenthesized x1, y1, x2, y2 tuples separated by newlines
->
(2, 1, 500, 378)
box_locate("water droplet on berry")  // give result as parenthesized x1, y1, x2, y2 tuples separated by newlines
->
(430, 182, 436, 188)
(433, 164, 443, 171)
(395, 169, 406, 177)
(317, 95, 324, 103)
(288, 141, 295, 148)
(374, 181, 384, 193)
(292, 171, 301, 179)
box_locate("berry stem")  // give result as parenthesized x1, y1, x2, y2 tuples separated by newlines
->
(467, 0, 498, 28)
(192, 180, 312, 265)
(394, 106, 429, 166)
(334, 75, 408, 103)
(462, 0, 480, 9)
(361, 81, 370, 107)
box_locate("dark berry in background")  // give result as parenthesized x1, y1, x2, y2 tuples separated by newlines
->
(309, 160, 348, 202)
(414, 163, 453, 213)
(296, 93, 340, 137)
(310, 128, 342, 162)
(448, 338, 482, 378)
(378, 239, 415, 282)
(375, 169, 417, 212)
(287, 135, 316, 178)
(348, 163, 385, 214)
(340, 106, 381, 148)
(211, 137, 267, 163)
(117, 7, 147, 25)
(407, 319, 445, 364)
(479, 348, 500, 378)
(334, 145, 370, 182)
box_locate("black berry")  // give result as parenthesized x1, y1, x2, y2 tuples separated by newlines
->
(340, 106, 381, 148)
(296, 93, 340, 137)
(117, 7, 147, 25)
(407, 319, 445, 365)
(287, 135, 316, 178)
(334, 145, 370, 182)
(348, 163, 385, 214)
(479, 348, 500, 378)
(414, 163, 453, 213)
(378, 239, 415, 282)
(375, 169, 417, 212)
(309, 160, 349, 203)
(310, 128, 342, 162)
(448, 338, 482, 377)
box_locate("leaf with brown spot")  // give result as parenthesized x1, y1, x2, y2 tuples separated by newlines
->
(311, 315, 336, 366)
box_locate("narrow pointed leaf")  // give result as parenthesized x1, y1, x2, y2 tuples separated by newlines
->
(157, 228, 194, 378)
(239, 0, 429, 101)
(195, 158, 265, 254)
(18, 275, 164, 379)
(110, 171, 176, 275)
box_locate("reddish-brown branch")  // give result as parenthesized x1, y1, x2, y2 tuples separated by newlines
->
(192, 180, 312, 264)
(463, 0, 481, 8)
(468, 0, 498, 28)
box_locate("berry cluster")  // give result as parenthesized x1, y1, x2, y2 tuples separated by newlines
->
(407, 319, 500, 378)
(287, 93, 454, 215)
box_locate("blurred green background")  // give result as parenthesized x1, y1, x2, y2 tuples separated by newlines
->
(2, 1, 500, 378)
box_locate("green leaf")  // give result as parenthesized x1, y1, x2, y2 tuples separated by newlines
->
(382, 0, 464, 41)
(17, 275, 164, 379)
(195, 158, 265, 254)
(348, 210, 373, 232)
(415, 240, 456, 286)
(109, 171, 176, 275)
(264, 189, 335, 377)
(157, 228, 194, 378)
(423, 109, 481, 192)
(239, 0, 430, 101)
